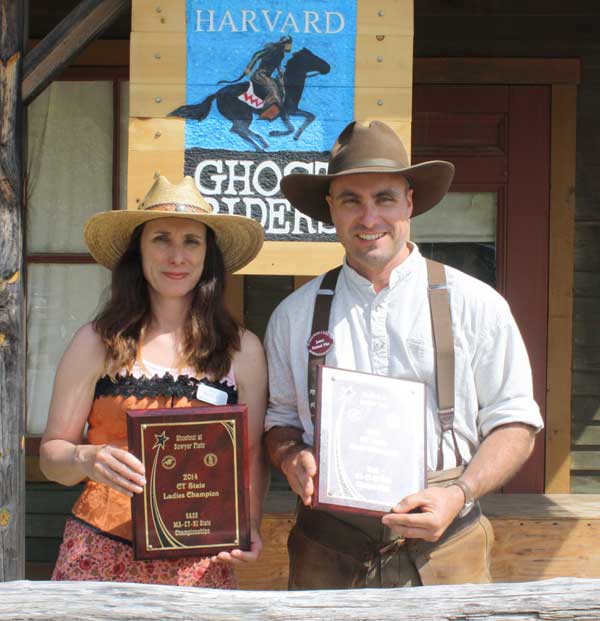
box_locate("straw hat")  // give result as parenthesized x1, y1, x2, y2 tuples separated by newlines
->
(280, 120, 455, 224)
(84, 175, 263, 272)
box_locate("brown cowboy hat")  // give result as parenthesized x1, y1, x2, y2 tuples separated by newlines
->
(84, 175, 263, 272)
(280, 120, 455, 224)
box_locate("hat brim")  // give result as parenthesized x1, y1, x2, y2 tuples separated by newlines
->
(84, 210, 264, 272)
(280, 161, 455, 224)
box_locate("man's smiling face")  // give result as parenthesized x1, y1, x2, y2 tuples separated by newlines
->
(326, 173, 414, 283)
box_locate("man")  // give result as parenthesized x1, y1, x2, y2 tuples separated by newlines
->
(263, 120, 543, 589)
(243, 36, 292, 119)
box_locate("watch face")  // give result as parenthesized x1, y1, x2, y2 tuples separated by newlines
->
(458, 499, 474, 518)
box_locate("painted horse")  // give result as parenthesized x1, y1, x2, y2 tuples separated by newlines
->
(169, 48, 331, 152)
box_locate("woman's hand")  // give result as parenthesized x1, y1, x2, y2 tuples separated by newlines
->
(75, 444, 146, 497)
(210, 525, 263, 565)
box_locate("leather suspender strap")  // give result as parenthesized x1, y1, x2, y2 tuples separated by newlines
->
(307, 266, 343, 423)
(425, 258, 464, 470)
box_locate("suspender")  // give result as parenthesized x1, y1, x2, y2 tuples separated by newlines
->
(307, 265, 343, 421)
(425, 259, 464, 470)
(307, 260, 465, 471)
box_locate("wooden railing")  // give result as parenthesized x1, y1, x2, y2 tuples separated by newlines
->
(1, 578, 600, 619)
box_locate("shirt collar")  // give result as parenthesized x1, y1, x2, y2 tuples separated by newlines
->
(341, 242, 423, 298)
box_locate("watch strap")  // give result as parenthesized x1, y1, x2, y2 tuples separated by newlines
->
(449, 478, 475, 518)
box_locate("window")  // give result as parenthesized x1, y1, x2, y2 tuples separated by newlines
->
(26, 70, 129, 435)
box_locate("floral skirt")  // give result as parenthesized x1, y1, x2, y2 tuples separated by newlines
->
(52, 517, 236, 588)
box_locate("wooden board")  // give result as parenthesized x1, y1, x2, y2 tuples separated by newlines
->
(129, 0, 414, 275)
(354, 35, 413, 88)
(480, 493, 600, 519)
(128, 83, 413, 120)
(129, 32, 184, 84)
(131, 33, 413, 88)
(490, 518, 600, 582)
(414, 58, 580, 85)
(353, 86, 412, 120)
(26, 39, 129, 67)
(132, 0, 185, 32)
(545, 85, 577, 493)
(133, 0, 415, 35)
(128, 117, 185, 152)
(238, 241, 345, 276)
(127, 149, 184, 207)
(128, 82, 185, 117)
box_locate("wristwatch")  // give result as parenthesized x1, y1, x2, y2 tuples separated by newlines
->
(450, 479, 475, 518)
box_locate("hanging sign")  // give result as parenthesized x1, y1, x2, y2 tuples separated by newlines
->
(176, 0, 357, 241)
(129, 0, 414, 274)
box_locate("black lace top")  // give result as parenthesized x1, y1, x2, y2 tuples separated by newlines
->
(94, 372, 238, 404)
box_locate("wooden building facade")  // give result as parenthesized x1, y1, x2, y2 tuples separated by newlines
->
(1, 0, 598, 582)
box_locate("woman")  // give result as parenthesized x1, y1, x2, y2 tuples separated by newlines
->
(40, 175, 267, 588)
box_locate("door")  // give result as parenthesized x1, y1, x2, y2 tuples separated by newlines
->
(412, 85, 550, 492)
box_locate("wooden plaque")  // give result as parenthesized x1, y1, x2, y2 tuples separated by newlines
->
(313, 366, 427, 517)
(126, 406, 250, 560)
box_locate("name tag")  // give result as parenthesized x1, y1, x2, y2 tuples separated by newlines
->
(195, 382, 229, 406)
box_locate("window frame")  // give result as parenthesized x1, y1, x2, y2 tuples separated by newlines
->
(26, 64, 129, 472)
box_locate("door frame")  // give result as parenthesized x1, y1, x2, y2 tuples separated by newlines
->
(413, 58, 580, 493)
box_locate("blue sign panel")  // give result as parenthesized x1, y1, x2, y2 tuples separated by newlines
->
(173, 0, 357, 240)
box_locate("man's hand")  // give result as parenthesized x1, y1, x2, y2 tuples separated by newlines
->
(264, 426, 317, 505)
(381, 485, 465, 542)
(281, 445, 317, 506)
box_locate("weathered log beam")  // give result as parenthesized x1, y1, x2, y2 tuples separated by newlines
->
(0, 0, 25, 582)
(22, 0, 129, 104)
(1, 578, 600, 620)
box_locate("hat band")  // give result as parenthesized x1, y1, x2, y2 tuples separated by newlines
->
(329, 157, 409, 175)
(144, 202, 212, 215)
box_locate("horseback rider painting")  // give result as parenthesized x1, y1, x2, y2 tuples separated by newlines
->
(170, 47, 330, 151)
(179, 0, 356, 153)
(243, 36, 293, 120)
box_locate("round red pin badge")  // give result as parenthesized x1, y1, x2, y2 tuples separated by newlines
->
(307, 331, 334, 356)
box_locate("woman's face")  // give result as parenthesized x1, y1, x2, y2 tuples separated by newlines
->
(140, 217, 208, 302)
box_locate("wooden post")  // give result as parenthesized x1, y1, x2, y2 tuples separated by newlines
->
(0, 0, 26, 581)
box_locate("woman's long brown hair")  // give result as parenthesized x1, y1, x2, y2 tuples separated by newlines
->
(93, 224, 240, 378)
